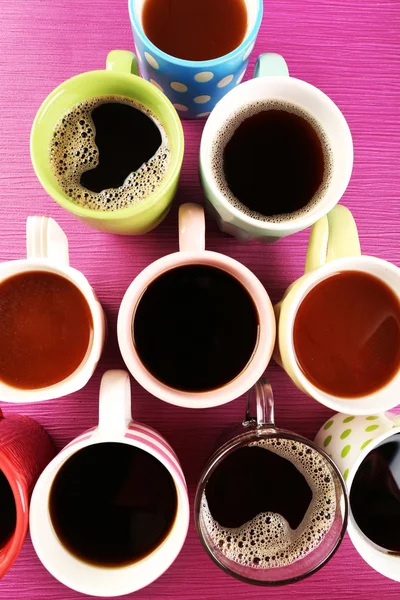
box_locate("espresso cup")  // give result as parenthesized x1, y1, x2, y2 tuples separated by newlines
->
(274, 204, 400, 415)
(118, 203, 275, 408)
(129, 0, 263, 119)
(0, 216, 105, 402)
(29, 370, 189, 596)
(315, 411, 400, 581)
(200, 53, 353, 241)
(0, 409, 55, 577)
(194, 379, 348, 585)
(31, 50, 184, 234)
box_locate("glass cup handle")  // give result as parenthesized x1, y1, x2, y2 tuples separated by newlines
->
(179, 203, 205, 252)
(26, 216, 69, 265)
(243, 378, 275, 428)
(98, 370, 132, 436)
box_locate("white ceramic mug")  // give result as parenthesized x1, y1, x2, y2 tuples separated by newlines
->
(274, 204, 400, 415)
(199, 53, 353, 242)
(0, 217, 105, 402)
(29, 370, 190, 596)
(315, 411, 400, 581)
(118, 203, 276, 408)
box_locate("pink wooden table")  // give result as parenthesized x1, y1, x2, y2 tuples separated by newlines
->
(0, 0, 399, 598)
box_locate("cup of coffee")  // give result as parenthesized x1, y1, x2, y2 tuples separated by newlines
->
(315, 411, 400, 581)
(118, 203, 275, 408)
(274, 204, 400, 414)
(129, 0, 263, 119)
(200, 53, 353, 241)
(0, 409, 55, 577)
(29, 370, 189, 596)
(0, 216, 105, 402)
(31, 50, 184, 234)
(194, 379, 348, 584)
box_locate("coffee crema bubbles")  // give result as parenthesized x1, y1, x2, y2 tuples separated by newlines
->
(49, 96, 170, 211)
(211, 100, 334, 223)
(201, 438, 336, 569)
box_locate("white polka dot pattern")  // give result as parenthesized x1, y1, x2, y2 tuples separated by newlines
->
(237, 69, 246, 84)
(170, 81, 188, 92)
(196, 112, 211, 118)
(194, 71, 214, 83)
(217, 74, 234, 88)
(150, 79, 163, 91)
(173, 103, 189, 112)
(144, 52, 159, 69)
(243, 43, 255, 61)
(194, 95, 211, 104)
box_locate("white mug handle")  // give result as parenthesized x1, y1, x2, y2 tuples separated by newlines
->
(179, 203, 205, 252)
(26, 216, 69, 265)
(98, 370, 132, 436)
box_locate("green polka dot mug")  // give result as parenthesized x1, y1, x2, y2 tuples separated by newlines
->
(315, 411, 400, 581)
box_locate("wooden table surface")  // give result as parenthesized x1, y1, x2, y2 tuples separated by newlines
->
(0, 0, 399, 598)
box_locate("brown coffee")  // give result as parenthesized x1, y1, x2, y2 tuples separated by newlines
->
(142, 0, 247, 61)
(0, 271, 93, 389)
(293, 271, 400, 397)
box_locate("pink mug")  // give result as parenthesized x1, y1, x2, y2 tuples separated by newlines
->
(118, 203, 276, 408)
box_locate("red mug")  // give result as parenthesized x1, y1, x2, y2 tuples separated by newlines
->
(0, 409, 55, 577)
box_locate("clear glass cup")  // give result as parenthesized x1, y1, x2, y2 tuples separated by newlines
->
(194, 379, 348, 585)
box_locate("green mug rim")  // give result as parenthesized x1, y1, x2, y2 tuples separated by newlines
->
(30, 69, 184, 221)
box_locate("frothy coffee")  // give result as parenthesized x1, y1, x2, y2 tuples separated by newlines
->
(49, 96, 170, 211)
(201, 437, 336, 569)
(211, 100, 333, 223)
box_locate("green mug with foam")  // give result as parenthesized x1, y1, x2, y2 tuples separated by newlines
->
(31, 50, 184, 235)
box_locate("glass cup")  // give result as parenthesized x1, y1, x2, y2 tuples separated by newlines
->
(195, 379, 348, 585)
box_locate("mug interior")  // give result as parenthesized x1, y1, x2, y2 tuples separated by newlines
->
(200, 76, 353, 231)
(31, 70, 183, 219)
(284, 256, 400, 414)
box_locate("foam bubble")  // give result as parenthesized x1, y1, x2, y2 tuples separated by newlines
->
(49, 96, 170, 211)
(201, 437, 336, 569)
(210, 100, 334, 224)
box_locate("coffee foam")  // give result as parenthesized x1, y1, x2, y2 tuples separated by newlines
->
(201, 437, 336, 569)
(49, 95, 170, 211)
(211, 100, 334, 223)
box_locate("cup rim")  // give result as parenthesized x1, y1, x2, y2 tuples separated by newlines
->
(194, 427, 348, 586)
(0, 259, 104, 403)
(29, 426, 189, 596)
(128, 0, 263, 68)
(279, 255, 400, 414)
(30, 69, 184, 221)
(200, 76, 353, 232)
(117, 250, 276, 408)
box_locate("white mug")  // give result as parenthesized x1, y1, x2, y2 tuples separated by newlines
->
(315, 411, 400, 581)
(118, 203, 276, 408)
(29, 370, 190, 596)
(0, 216, 105, 402)
(200, 53, 353, 242)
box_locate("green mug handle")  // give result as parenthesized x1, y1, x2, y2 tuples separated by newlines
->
(106, 50, 139, 76)
(253, 53, 289, 78)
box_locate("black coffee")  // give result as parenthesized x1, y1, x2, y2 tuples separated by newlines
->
(0, 470, 16, 547)
(49, 96, 170, 211)
(133, 265, 259, 392)
(49, 443, 177, 566)
(202, 437, 336, 569)
(212, 101, 332, 222)
(350, 433, 400, 552)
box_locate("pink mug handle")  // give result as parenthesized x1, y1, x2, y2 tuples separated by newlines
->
(179, 203, 205, 252)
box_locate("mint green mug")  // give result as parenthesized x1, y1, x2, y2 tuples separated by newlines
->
(31, 50, 184, 235)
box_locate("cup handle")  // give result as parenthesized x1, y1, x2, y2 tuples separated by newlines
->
(26, 216, 69, 265)
(179, 203, 205, 252)
(305, 205, 361, 273)
(106, 50, 139, 76)
(243, 378, 275, 428)
(253, 53, 289, 78)
(98, 370, 133, 436)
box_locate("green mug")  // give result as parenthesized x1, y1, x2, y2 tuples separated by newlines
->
(31, 50, 184, 235)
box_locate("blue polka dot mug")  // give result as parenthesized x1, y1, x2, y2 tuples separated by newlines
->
(128, 0, 263, 119)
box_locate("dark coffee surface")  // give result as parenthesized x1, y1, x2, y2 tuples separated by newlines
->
(142, 0, 247, 61)
(350, 434, 400, 552)
(0, 272, 93, 389)
(133, 265, 259, 392)
(294, 271, 400, 397)
(0, 470, 16, 548)
(222, 108, 326, 216)
(50, 443, 177, 566)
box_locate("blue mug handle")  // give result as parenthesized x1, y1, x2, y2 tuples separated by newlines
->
(253, 53, 289, 78)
